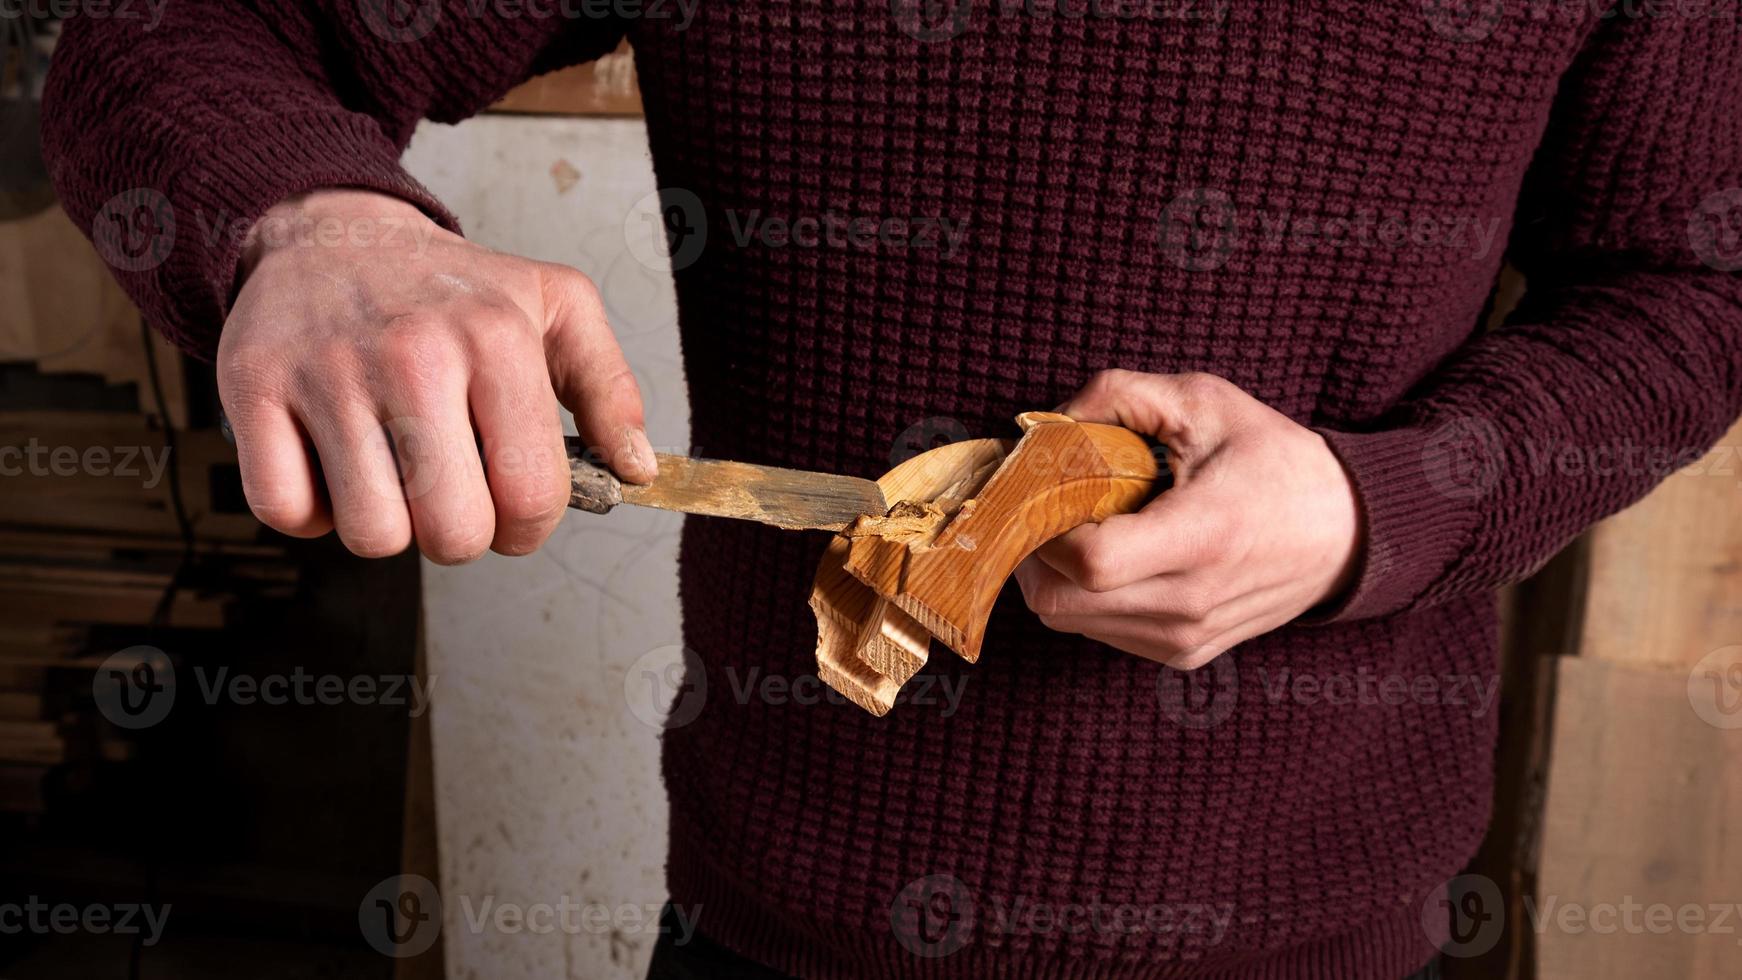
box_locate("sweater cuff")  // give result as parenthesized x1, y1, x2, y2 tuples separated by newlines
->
(1303, 422, 1488, 623)
(160, 110, 460, 360)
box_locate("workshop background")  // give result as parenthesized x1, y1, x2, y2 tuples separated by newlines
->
(3, 13, 1741, 980)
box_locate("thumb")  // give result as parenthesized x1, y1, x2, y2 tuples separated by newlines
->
(537, 264, 658, 484)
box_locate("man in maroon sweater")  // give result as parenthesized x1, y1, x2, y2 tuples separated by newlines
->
(42, 3, 1742, 977)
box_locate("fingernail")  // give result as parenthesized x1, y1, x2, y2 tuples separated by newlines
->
(620, 426, 658, 483)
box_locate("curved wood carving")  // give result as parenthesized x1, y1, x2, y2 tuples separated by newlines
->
(811, 413, 1161, 715)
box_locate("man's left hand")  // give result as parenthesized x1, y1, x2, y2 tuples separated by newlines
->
(1015, 370, 1362, 669)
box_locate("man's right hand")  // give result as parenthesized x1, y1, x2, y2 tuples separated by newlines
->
(216, 189, 656, 563)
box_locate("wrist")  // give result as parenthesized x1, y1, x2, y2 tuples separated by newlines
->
(239, 189, 440, 280)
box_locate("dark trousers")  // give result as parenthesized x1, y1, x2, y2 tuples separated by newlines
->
(643, 903, 1446, 980)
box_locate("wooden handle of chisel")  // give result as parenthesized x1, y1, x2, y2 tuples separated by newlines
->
(566, 437, 624, 514)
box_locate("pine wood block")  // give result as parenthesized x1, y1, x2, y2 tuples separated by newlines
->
(812, 413, 1160, 714)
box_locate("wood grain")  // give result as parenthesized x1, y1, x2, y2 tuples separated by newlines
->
(812, 414, 1161, 714)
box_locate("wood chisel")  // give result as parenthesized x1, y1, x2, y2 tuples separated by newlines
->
(565, 437, 888, 532)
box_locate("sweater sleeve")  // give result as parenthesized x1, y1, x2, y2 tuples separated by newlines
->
(41, 2, 628, 359)
(1312, 19, 1742, 623)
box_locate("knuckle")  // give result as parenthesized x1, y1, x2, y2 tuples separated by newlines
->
(496, 481, 569, 533)
(1176, 371, 1229, 404)
(376, 315, 453, 374)
(1154, 623, 1204, 657)
(465, 308, 536, 354)
(1022, 581, 1068, 620)
(221, 347, 290, 392)
(1084, 368, 1128, 398)
(542, 263, 603, 315)
(1172, 586, 1217, 622)
(1072, 547, 1122, 594)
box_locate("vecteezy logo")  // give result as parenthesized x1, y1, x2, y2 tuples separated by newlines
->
(358, 0, 442, 44)
(888, 416, 972, 467)
(92, 646, 176, 730)
(359, 874, 443, 958)
(91, 188, 176, 274)
(890, 874, 974, 958)
(1421, 415, 1505, 501)
(1156, 651, 1238, 729)
(623, 188, 708, 273)
(1420, 0, 1503, 43)
(378, 416, 447, 502)
(1689, 188, 1742, 273)
(1688, 645, 1742, 730)
(889, 0, 972, 42)
(623, 644, 709, 730)
(1424, 873, 1504, 958)
(1157, 188, 1239, 273)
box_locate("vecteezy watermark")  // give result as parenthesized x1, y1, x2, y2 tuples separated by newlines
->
(721, 210, 971, 260)
(1155, 651, 1239, 729)
(1427, 872, 1742, 958)
(359, 874, 443, 958)
(1422, 423, 1742, 502)
(623, 644, 966, 729)
(1255, 666, 1500, 719)
(358, 874, 698, 958)
(1422, 0, 1739, 44)
(890, 0, 1224, 43)
(92, 647, 436, 730)
(0, 897, 171, 946)
(1421, 415, 1507, 501)
(360, 0, 699, 44)
(91, 646, 176, 730)
(1157, 656, 1499, 729)
(1158, 188, 1508, 273)
(0, 439, 172, 489)
(891, 874, 976, 958)
(724, 665, 967, 717)
(1690, 187, 1742, 272)
(622, 188, 972, 271)
(91, 187, 176, 273)
(1688, 645, 1742, 730)
(1419, 0, 1506, 42)
(0, 0, 169, 32)
(889, 416, 974, 467)
(193, 207, 442, 261)
(889, 875, 1233, 959)
(623, 644, 709, 730)
(455, 897, 698, 944)
(623, 188, 709, 274)
(983, 895, 1235, 947)
(1423, 874, 1506, 957)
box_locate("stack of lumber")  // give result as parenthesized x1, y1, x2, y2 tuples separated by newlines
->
(0, 206, 295, 817)
(1533, 418, 1742, 980)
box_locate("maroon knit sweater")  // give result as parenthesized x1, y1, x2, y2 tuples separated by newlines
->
(44, 4, 1742, 977)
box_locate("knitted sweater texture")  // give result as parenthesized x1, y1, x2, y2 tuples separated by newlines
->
(44, 3, 1742, 977)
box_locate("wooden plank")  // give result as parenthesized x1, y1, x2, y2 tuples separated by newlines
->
(490, 42, 642, 116)
(1536, 657, 1740, 980)
(1452, 543, 1589, 980)
(0, 413, 261, 541)
(0, 204, 188, 428)
(1578, 417, 1742, 672)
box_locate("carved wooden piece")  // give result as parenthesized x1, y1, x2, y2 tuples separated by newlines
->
(812, 414, 1161, 714)
(811, 438, 1010, 715)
